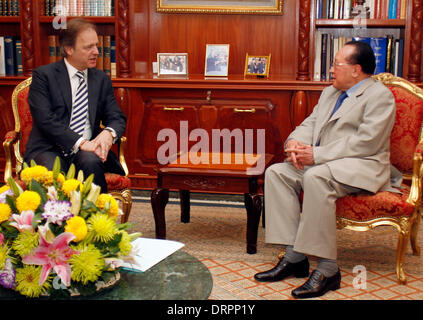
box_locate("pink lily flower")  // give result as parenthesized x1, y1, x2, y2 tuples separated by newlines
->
(10, 211, 35, 232)
(0, 233, 4, 245)
(22, 232, 78, 286)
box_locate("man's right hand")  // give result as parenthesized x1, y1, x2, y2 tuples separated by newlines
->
(285, 139, 306, 170)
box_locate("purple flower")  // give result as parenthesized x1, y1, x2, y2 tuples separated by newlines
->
(0, 259, 15, 289)
(42, 200, 73, 226)
(0, 188, 13, 204)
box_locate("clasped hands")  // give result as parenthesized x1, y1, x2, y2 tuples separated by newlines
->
(285, 139, 315, 170)
(79, 130, 113, 162)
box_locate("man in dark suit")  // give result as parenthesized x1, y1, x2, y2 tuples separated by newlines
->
(25, 18, 126, 192)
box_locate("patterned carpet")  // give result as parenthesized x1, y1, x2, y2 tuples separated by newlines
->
(126, 194, 423, 300)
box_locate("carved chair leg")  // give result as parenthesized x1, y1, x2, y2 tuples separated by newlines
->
(410, 208, 422, 256)
(395, 229, 410, 285)
(110, 189, 133, 224)
(120, 189, 133, 224)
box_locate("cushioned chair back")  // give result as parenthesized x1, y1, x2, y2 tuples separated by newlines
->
(11, 77, 32, 165)
(374, 74, 423, 174)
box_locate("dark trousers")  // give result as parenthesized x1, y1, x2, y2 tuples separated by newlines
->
(32, 150, 122, 193)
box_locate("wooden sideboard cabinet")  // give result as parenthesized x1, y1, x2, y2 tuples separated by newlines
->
(136, 97, 281, 190)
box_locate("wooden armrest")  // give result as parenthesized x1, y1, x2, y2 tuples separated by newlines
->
(117, 136, 129, 176)
(406, 142, 423, 206)
(3, 130, 20, 183)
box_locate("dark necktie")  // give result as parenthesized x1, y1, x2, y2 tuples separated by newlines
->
(330, 91, 348, 118)
(69, 71, 88, 136)
(316, 91, 348, 146)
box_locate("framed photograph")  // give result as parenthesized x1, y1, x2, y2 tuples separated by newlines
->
(157, 53, 188, 77)
(204, 44, 230, 77)
(244, 54, 271, 78)
(156, 0, 284, 15)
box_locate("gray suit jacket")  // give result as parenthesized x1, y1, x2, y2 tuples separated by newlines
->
(287, 77, 398, 193)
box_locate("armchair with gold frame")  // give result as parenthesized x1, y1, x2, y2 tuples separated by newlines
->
(278, 73, 423, 284)
(3, 77, 133, 223)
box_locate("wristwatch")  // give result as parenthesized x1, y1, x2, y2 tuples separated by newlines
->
(104, 127, 117, 139)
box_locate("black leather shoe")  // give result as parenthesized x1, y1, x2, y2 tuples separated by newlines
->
(254, 257, 309, 282)
(291, 269, 341, 299)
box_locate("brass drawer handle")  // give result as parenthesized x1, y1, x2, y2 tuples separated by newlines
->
(163, 106, 185, 111)
(234, 108, 256, 113)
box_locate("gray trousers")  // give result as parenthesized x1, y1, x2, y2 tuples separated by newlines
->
(264, 162, 361, 260)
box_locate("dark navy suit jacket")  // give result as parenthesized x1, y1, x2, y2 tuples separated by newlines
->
(24, 59, 126, 173)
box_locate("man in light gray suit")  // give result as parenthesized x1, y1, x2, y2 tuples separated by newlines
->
(254, 41, 398, 299)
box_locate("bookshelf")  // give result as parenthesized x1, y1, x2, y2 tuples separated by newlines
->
(0, 0, 130, 77)
(311, 0, 411, 82)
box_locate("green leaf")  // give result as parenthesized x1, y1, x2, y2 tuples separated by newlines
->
(7, 176, 22, 197)
(100, 270, 117, 283)
(49, 222, 65, 237)
(29, 179, 48, 204)
(5, 194, 17, 213)
(22, 162, 29, 169)
(30, 159, 37, 167)
(32, 212, 43, 230)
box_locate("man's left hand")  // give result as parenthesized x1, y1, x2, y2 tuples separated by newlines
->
(285, 144, 315, 168)
(92, 130, 114, 162)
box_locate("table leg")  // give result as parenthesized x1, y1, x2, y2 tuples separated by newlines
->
(179, 190, 190, 223)
(244, 193, 262, 254)
(151, 188, 169, 239)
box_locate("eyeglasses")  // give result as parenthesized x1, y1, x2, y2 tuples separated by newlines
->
(331, 62, 352, 69)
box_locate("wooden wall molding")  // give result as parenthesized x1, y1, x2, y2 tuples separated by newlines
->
(297, 0, 311, 81)
(117, 0, 131, 77)
(21, 0, 36, 76)
(408, 0, 423, 82)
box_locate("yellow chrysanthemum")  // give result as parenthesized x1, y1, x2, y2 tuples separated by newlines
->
(87, 213, 118, 242)
(0, 185, 10, 194)
(0, 203, 11, 223)
(96, 194, 120, 218)
(16, 191, 41, 213)
(12, 230, 39, 257)
(118, 231, 133, 256)
(15, 265, 51, 298)
(69, 243, 104, 284)
(0, 244, 10, 269)
(44, 172, 66, 186)
(56, 173, 65, 184)
(65, 216, 88, 242)
(62, 179, 82, 197)
(20, 165, 49, 184)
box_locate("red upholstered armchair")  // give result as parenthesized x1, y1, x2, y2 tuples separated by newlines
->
(335, 73, 423, 284)
(3, 77, 133, 223)
(277, 73, 423, 284)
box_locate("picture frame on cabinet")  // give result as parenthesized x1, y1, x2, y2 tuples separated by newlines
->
(157, 53, 188, 77)
(244, 54, 271, 78)
(204, 44, 229, 77)
(156, 0, 284, 15)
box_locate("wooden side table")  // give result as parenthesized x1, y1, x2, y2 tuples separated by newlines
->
(151, 153, 273, 254)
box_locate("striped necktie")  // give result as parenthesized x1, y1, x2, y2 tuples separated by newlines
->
(69, 70, 88, 136)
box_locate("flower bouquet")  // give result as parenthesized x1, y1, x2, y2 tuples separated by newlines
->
(0, 158, 140, 298)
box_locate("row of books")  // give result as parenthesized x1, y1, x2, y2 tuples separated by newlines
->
(48, 35, 116, 77)
(44, 0, 114, 16)
(0, 36, 23, 76)
(0, 0, 19, 16)
(313, 32, 404, 81)
(316, 0, 406, 20)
